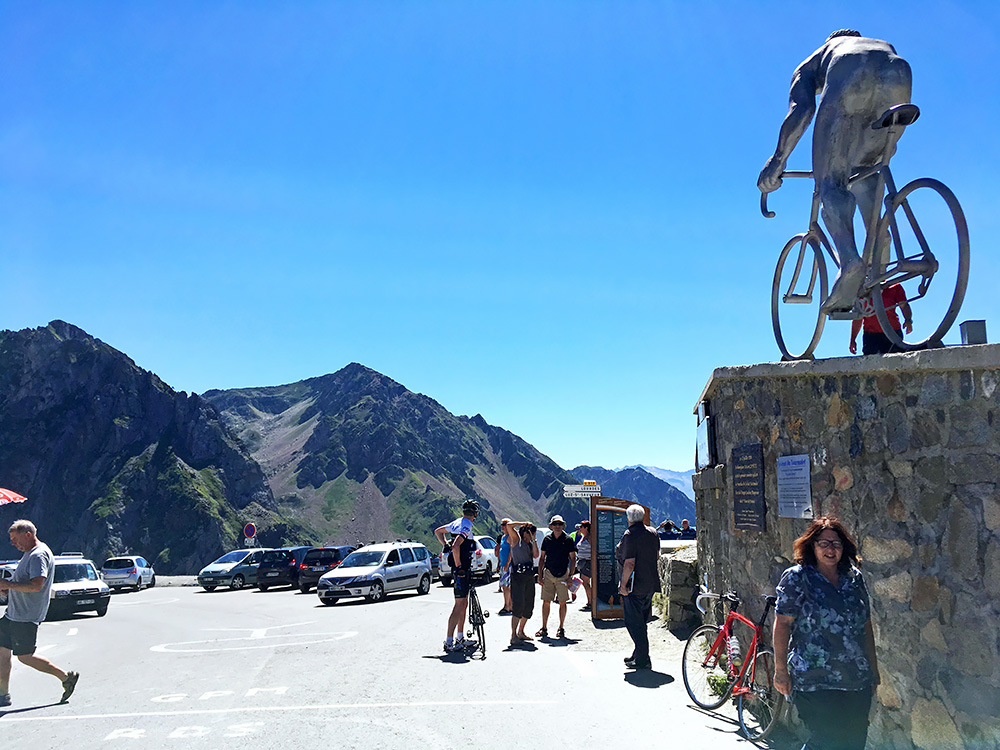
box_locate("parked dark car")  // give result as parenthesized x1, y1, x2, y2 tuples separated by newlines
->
(297, 546, 356, 593)
(257, 546, 312, 591)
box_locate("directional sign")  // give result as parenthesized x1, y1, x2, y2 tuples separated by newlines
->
(564, 484, 602, 498)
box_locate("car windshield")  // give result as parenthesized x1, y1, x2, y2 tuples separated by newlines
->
(340, 550, 385, 568)
(55, 563, 98, 583)
(103, 558, 134, 569)
(213, 551, 248, 565)
(262, 550, 291, 562)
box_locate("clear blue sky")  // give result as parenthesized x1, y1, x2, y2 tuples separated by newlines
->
(2, 2, 998, 472)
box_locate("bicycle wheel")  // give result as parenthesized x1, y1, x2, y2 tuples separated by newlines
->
(467, 589, 487, 658)
(682, 625, 732, 709)
(737, 649, 784, 741)
(771, 231, 830, 360)
(872, 178, 969, 349)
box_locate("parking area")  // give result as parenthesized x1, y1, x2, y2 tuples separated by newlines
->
(0, 578, 789, 749)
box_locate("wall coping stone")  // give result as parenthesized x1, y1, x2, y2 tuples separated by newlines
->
(693, 343, 1000, 411)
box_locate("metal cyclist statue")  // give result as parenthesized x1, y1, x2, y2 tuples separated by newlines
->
(758, 30, 912, 315)
(758, 31, 968, 360)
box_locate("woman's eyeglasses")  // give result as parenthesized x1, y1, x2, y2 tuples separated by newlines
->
(815, 539, 843, 550)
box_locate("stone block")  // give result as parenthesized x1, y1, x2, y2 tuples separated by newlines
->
(910, 412, 942, 450)
(945, 501, 981, 581)
(833, 466, 854, 491)
(941, 671, 1000, 719)
(885, 403, 910, 453)
(983, 369, 999, 399)
(985, 546, 1000, 598)
(863, 536, 913, 564)
(910, 698, 964, 749)
(919, 373, 954, 406)
(911, 576, 939, 611)
(827, 392, 849, 427)
(920, 618, 947, 652)
(886, 493, 907, 522)
(983, 493, 1000, 533)
(948, 404, 991, 448)
(949, 453, 1000, 485)
(887, 460, 913, 478)
(873, 571, 912, 603)
(877, 680, 902, 709)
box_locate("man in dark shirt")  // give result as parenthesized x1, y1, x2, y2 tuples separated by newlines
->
(618, 504, 660, 669)
(535, 515, 576, 640)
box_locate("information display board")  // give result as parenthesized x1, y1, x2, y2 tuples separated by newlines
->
(731, 444, 766, 531)
(777, 454, 814, 519)
(591, 497, 649, 621)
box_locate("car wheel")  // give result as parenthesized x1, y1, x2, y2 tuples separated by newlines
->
(299, 584, 310, 594)
(481, 563, 493, 584)
(149, 574, 156, 588)
(202, 585, 217, 592)
(440, 576, 452, 588)
(230, 575, 245, 591)
(258, 585, 269, 592)
(96, 603, 108, 617)
(418, 574, 431, 595)
(134, 579, 143, 592)
(366, 581, 385, 603)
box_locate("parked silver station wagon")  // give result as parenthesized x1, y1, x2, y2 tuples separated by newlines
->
(316, 541, 432, 605)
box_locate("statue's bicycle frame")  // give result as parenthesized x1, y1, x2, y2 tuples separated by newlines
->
(761, 104, 970, 360)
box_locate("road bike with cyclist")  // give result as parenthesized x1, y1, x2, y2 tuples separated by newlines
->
(763, 103, 969, 360)
(681, 585, 784, 741)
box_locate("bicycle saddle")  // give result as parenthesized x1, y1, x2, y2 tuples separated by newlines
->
(872, 103, 920, 130)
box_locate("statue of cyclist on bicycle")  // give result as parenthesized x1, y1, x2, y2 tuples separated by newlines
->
(758, 30, 912, 315)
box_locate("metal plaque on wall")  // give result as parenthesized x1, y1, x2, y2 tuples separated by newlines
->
(731, 444, 766, 531)
(777, 454, 814, 519)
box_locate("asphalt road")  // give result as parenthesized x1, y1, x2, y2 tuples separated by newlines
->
(0, 578, 795, 749)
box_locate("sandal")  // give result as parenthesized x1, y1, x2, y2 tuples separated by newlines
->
(518, 632, 533, 641)
(556, 627, 565, 639)
(535, 627, 547, 638)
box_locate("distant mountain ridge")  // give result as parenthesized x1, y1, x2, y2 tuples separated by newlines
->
(570, 465, 696, 524)
(204, 365, 586, 548)
(620, 465, 694, 500)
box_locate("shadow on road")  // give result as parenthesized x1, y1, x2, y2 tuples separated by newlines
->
(623, 669, 674, 688)
(0, 702, 63, 718)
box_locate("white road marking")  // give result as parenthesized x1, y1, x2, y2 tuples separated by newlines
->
(563, 649, 596, 677)
(149, 630, 356, 653)
(1, 699, 557, 723)
(112, 597, 179, 608)
(67, 628, 78, 637)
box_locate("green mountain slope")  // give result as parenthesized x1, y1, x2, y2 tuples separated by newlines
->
(0, 321, 300, 572)
(204, 365, 585, 549)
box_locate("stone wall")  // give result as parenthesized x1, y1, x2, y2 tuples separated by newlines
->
(692, 344, 1000, 750)
(657, 544, 700, 628)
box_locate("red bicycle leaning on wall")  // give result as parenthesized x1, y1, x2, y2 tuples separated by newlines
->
(681, 585, 785, 741)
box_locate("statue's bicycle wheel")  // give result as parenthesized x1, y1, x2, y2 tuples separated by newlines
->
(771, 231, 830, 360)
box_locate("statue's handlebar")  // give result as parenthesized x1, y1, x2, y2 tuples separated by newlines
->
(761, 192, 775, 219)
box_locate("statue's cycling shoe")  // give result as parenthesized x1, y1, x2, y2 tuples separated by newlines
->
(820, 262, 866, 314)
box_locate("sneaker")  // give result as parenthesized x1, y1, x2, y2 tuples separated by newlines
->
(444, 639, 454, 652)
(0, 694, 11, 708)
(454, 637, 477, 650)
(60, 671, 80, 703)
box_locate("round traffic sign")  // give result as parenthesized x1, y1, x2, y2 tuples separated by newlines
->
(243, 522, 257, 538)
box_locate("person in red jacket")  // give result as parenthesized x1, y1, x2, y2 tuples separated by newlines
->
(849, 284, 913, 355)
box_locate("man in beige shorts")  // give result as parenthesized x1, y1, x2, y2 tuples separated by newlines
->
(535, 515, 576, 640)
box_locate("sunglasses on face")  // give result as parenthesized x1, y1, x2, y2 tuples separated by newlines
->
(815, 539, 843, 550)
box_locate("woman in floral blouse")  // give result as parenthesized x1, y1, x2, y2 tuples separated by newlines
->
(773, 517, 880, 750)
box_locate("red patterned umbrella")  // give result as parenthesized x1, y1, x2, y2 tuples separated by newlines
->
(0, 488, 27, 506)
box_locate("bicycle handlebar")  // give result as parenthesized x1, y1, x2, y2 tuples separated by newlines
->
(759, 170, 814, 219)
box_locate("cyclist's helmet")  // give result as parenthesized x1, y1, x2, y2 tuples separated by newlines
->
(462, 499, 480, 515)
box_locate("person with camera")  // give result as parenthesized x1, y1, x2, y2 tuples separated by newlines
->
(434, 499, 480, 652)
(505, 521, 539, 646)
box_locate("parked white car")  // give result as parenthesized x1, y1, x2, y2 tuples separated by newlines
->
(101, 555, 156, 591)
(316, 541, 432, 605)
(438, 535, 498, 586)
(49, 555, 111, 619)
